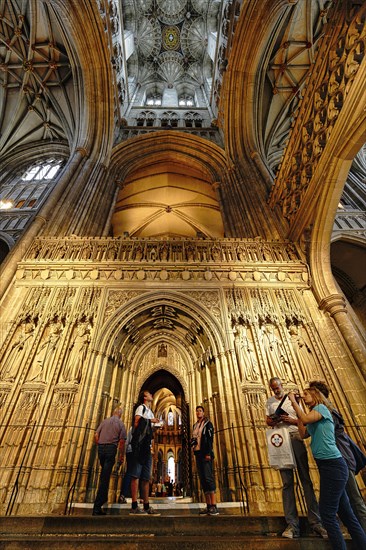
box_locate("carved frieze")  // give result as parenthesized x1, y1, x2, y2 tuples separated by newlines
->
(23, 237, 301, 263)
(17, 237, 308, 290)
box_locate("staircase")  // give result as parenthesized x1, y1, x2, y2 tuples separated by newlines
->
(0, 500, 349, 549)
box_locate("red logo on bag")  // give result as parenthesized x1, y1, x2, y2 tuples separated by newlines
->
(271, 433, 284, 447)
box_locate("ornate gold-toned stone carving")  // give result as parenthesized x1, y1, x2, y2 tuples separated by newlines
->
(270, 4, 366, 221)
(27, 318, 65, 383)
(234, 324, 260, 383)
(61, 321, 92, 384)
(0, 318, 37, 383)
(287, 324, 321, 383)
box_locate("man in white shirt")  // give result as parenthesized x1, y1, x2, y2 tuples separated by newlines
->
(266, 377, 327, 539)
(129, 390, 162, 515)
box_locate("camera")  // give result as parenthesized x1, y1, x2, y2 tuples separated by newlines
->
(190, 437, 198, 448)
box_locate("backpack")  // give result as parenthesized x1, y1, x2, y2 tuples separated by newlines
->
(130, 405, 153, 464)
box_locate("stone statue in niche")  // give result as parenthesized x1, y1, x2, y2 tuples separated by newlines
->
(106, 241, 119, 260)
(157, 342, 167, 358)
(234, 324, 260, 382)
(211, 245, 221, 261)
(27, 318, 64, 382)
(149, 246, 157, 261)
(80, 241, 92, 260)
(0, 318, 37, 382)
(236, 245, 245, 261)
(134, 245, 143, 261)
(61, 322, 91, 384)
(260, 323, 290, 382)
(186, 245, 195, 261)
(159, 243, 169, 261)
(288, 324, 320, 382)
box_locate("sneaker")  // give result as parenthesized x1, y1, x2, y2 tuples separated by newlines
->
(199, 507, 209, 515)
(129, 507, 147, 515)
(208, 505, 219, 516)
(118, 495, 127, 504)
(282, 525, 299, 539)
(92, 508, 106, 516)
(145, 506, 161, 515)
(312, 525, 328, 539)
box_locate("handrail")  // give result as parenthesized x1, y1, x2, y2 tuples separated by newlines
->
(64, 422, 90, 515)
(231, 423, 249, 515)
(6, 421, 36, 516)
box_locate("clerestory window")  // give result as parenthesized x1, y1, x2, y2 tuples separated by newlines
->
(0, 159, 63, 211)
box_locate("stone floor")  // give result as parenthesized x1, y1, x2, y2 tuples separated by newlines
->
(0, 499, 353, 549)
(1, 509, 347, 548)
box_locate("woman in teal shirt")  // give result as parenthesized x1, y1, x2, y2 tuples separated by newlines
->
(288, 387, 366, 550)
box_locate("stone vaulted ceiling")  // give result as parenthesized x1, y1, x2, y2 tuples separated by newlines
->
(0, 0, 364, 246)
(0, 0, 75, 158)
(122, 0, 219, 96)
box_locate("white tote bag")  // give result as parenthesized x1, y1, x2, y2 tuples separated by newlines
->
(266, 427, 296, 470)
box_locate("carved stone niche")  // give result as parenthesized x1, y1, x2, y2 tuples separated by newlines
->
(242, 386, 267, 425)
(0, 386, 11, 409)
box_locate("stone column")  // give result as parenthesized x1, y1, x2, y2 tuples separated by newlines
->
(102, 181, 123, 237)
(319, 294, 366, 378)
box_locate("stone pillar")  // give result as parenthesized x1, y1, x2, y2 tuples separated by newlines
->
(102, 181, 123, 237)
(319, 294, 366, 378)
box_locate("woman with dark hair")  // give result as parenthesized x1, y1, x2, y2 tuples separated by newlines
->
(309, 380, 366, 531)
(288, 388, 366, 549)
(191, 405, 218, 515)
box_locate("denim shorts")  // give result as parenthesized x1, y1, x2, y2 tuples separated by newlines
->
(129, 452, 152, 481)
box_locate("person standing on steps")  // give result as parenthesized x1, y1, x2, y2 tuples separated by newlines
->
(129, 390, 162, 515)
(288, 387, 366, 550)
(265, 377, 327, 539)
(308, 380, 366, 532)
(93, 406, 127, 515)
(191, 405, 218, 516)
(118, 426, 133, 504)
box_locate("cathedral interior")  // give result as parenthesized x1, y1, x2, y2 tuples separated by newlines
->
(0, 0, 365, 517)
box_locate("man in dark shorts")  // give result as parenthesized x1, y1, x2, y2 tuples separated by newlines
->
(129, 391, 162, 515)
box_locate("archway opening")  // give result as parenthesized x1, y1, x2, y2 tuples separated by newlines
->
(139, 368, 191, 497)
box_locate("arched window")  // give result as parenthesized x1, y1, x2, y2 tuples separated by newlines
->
(184, 112, 203, 128)
(167, 454, 175, 483)
(136, 111, 156, 127)
(21, 161, 62, 181)
(146, 94, 162, 106)
(161, 111, 179, 128)
(179, 95, 195, 107)
(0, 158, 64, 246)
(0, 159, 63, 212)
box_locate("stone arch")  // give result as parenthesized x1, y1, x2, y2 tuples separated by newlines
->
(91, 289, 229, 493)
(96, 289, 228, 358)
(133, 347, 190, 402)
(110, 131, 230, 184)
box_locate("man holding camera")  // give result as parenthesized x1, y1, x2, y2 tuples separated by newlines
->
(266, 377, 327, 539)
(191, 405, 218, 515)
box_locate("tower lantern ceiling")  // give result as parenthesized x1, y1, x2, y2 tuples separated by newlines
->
(122, 0, 220, 95)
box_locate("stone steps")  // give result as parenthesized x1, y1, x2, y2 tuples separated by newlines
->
(0, 514, 348, 549)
